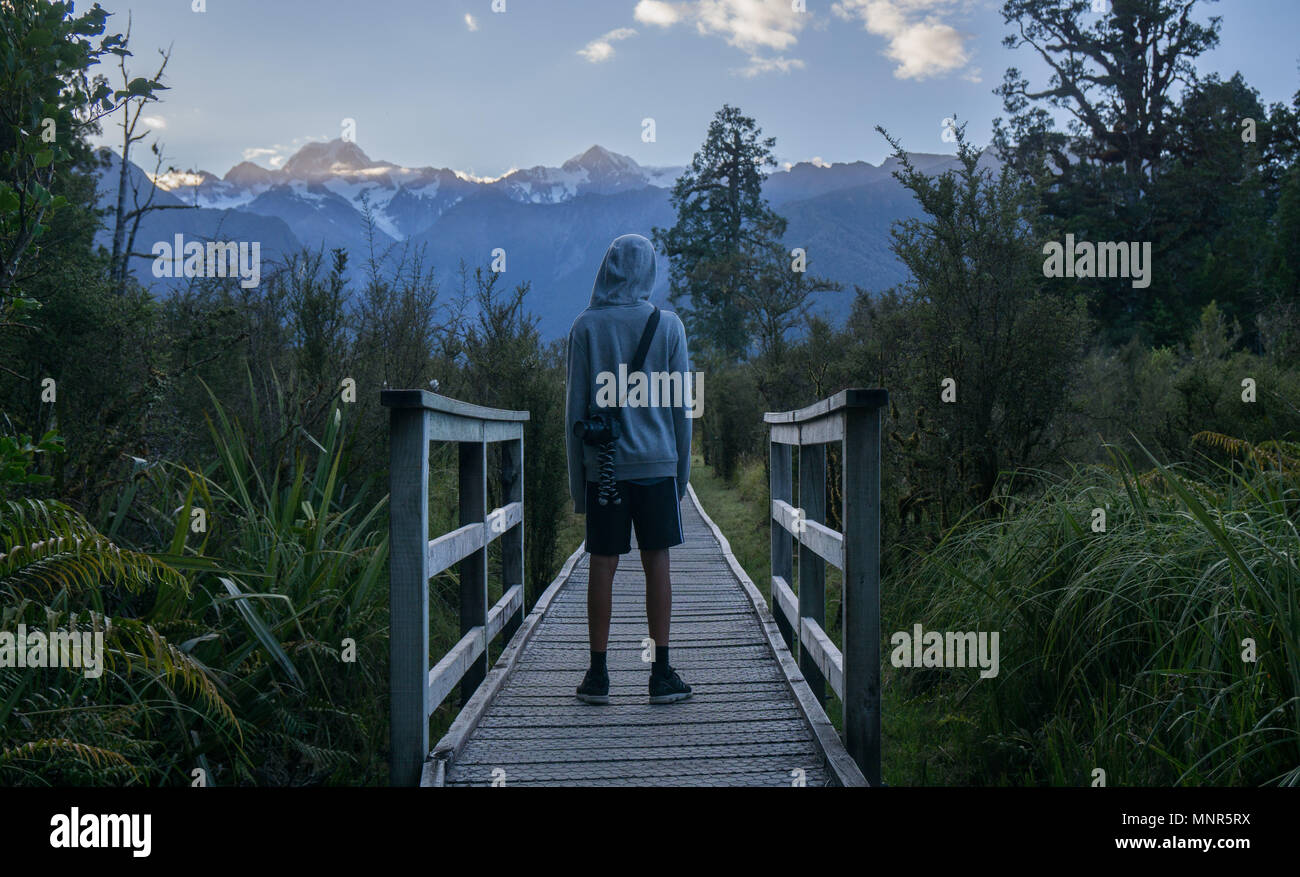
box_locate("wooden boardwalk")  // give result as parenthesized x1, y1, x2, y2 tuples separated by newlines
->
(432, 485, 864, 787)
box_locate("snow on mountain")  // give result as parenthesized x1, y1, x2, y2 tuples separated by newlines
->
(105, 139, 992, 338)
(150, 140, 686, 240)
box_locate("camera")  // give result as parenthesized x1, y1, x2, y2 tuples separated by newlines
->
(572, 408, 622, 445)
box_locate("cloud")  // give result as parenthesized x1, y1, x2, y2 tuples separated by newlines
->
(694, 0, 805, 53)
(634, 0, 682, 26)
(141, 115, 166, 129)
(150, 169, 204, 191)
(631, 0, 809, 76)
(242, 145, 294, 169)
(464, 13, 479, 31)
(578, 27, 637, 63)
(781, 156, 833, 170)
(832, 0, 974, 80)
(736, 54, 805, 77)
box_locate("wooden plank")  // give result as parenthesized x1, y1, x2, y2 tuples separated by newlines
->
(483, 420, 525, 444)
(797, 411, 844, 446)
(486, 585, 524, 642)
(500, 437, 525, 642)
(484, 501, 522, 548)
(455, 741, 817, 767)
(771, 499, 844, 570)
(458, 440, 488, 704)
(770, 441, 794, 651)
(428, 522, 484, 577)
(429, 485, 868, 789)
(426, 412, 523, 444)
(842, 399, 885, 786)
(424, 541, 586, 783)
(771, 575, 797, 632)
(448, 759, 827, 786)
(427, 626, 486, 713)
(799, 616, 844, 700)
(380, 389, 529, 422)
(420, 758, 445, 788)
(428, 502, 523, 577)
(387, 406, 430, 787)
(763, 388, 889, 424)
(799, 442, 827, 704)
(689, 484, 868, 787)
(769, 423, 800, 446)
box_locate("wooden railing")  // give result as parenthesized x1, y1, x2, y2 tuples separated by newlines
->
(382, 390, 529, 787)
(766, 388, 887, 785)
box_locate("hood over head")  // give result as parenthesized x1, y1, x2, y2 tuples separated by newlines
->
(589, 233, 657, 307)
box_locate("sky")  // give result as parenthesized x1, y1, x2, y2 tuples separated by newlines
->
(87, 0, 1300, 178)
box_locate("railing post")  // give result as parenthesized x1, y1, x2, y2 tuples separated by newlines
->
(388, 406, 430, 787)
(501, 434, 525, 642)
(459, 439, 488, 705)
(798, 442, 827, 706)
(842, 402, 883, 786)
(770, 439, 794, 650)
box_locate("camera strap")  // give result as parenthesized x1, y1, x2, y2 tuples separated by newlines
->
(629, 306, 661, 377)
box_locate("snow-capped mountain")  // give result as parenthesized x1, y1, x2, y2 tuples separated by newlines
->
(99, 139, 992, 338)
(153, 140, 686, 246)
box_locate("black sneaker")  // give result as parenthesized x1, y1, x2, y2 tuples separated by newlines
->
(576, 667, 609, 704)
(648, 665, 692, 704)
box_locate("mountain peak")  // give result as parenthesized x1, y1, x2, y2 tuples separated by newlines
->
(224, 160, 275, 186)
(562, 145, 641, 176)
(282, 138, 377, 178)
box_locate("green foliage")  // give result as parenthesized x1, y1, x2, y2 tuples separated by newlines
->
(448, 265, 568, 598)
(653, 104, 789, 362)
(1, 498, 241, 785)
(890, 449, 1299, 785)
(699, 364, 763, 483)
(0, 428, 61, 490)
(875, 122, 1090, 512)
(0, 0, 165, 301)
(1072, 302, 1300, 465)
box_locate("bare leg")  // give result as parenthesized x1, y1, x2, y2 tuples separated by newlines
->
(641, 548, 671, 652)
(587, 554, 617, 652)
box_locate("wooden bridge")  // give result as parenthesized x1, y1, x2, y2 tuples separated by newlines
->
(381, 388, 887, 787)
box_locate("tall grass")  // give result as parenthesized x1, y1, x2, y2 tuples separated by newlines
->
(897, 446, 1299, 785)
(1, 384, 393, 785)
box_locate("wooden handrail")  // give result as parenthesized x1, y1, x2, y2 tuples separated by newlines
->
(383, 390, 530, 787)
(767, 387, 887, 785)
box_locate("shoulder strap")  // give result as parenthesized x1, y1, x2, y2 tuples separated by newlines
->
(629, 306, 661, 375)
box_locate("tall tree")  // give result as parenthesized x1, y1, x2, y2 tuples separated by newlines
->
(996, 0, 1220, 203)
(652, 104, 787, 362)
(993, 0, 1222, 338)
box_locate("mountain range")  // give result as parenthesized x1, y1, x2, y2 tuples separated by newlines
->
(94, 139, 995, 339)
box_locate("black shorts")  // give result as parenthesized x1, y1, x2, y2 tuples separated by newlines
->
(584, 477, 684, 556)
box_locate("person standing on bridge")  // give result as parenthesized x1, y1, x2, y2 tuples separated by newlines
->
(565, 233, 694, 705)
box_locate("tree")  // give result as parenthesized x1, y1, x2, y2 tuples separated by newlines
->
(746, 256, 839, 411)
(878, 121, 1089, 507)
(102, 16, 181, 294)
(993, 0, 1222, 337)
(652, 104, 787, 362)
(0, 1, 166, 309)
(996, 0, 1220, 202)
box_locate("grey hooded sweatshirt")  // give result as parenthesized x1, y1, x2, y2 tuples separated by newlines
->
(565, 234, 692, 515)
